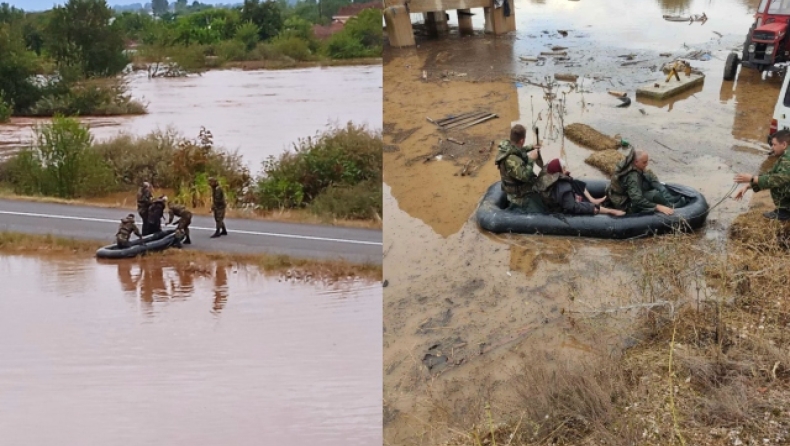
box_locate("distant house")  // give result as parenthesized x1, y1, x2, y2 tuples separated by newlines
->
(333, 1, 383, 24)
(312, 1, 383, 40)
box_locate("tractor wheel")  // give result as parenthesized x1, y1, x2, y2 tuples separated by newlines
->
(724, 52, 740, 81)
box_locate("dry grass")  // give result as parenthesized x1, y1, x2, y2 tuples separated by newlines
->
(436, 210, 790, 445)
(0, 231, 382, 280)
(564, 123, 620, 152)
(0, 188, 382, 230)
(584, 149, 625, 176)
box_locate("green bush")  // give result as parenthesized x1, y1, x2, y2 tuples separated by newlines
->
(309, 180, 382, 220)
(0, 92, 11, 123)
(213, 39, 248, 62)
(24, 79, 146, 117)
(324, 32, 369, 59)
(4, 116, 116, 198)
(256, 123, 382, 211)
(271, 36, 312, 61)
(234, 21, 260, 51)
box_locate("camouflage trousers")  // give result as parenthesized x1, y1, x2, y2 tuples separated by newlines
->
(629, 186, 688, 214)
(507, 192, 546, 213)
(213, 207, 226, 231)
(175, 214, 192, 240)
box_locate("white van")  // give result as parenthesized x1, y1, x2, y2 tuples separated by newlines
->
(769, 68, 790, 142)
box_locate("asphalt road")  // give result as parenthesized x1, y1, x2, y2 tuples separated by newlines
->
(0, 199, 382, 264)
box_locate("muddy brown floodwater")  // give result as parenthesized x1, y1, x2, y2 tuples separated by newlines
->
(383, 0, 781, 443)
(0, 254, 381, 445)
(0, 65, 383, 170)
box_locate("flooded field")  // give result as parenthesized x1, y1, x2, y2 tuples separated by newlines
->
(383, 0, 780, 443)
(0, 65, 383, 170)
(0, 254, 381, 445)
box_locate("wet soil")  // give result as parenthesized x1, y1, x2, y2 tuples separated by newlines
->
(383, 0, 778, 443)
(0, 253, 381, 445)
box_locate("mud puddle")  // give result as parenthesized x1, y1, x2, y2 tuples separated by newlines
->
(0, 254, 381, 445)
(0, 66, 383, 169)
(383, 0, 775, 442)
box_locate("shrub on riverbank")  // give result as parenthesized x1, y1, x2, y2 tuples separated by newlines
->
(256, 123, 382, 220)
(0, 118, 251, 202)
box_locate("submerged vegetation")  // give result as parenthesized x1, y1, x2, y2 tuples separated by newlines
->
(0, 116, 382, 223)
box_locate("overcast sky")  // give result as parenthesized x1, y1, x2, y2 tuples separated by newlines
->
(5, 0, 232, 11)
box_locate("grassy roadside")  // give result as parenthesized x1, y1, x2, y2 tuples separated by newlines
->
(0, 187, 383, 230)
(0, 231, 382, 280)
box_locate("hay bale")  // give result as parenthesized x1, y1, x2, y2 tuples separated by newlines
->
(585, 150, 624, 176)
(564, 123, 620, 152)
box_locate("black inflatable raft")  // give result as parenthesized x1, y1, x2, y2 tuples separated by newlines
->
(95, 229, 183, 259)
(475, 179, 709, 239)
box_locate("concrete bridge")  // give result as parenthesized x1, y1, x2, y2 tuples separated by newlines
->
(383, 0, 516, 47)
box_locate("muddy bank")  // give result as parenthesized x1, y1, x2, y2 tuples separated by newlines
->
(0, 253, 382, 445)
(382, 0, 780, 442)
(0, 65, 383, 169)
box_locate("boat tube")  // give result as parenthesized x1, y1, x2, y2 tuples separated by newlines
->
(475, 179, 709, 239)
(96, 229, 183, 259)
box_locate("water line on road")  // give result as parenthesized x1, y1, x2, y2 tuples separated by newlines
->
(0, 210, 383, 246)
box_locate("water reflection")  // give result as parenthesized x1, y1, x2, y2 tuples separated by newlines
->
(212, 263, 229, 315)
(0, 253, 382, 445)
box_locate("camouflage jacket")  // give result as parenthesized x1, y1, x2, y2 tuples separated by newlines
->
(607, 154, 662, 213)
(137, 187, 152, 215)
(495, 140, 538, 200)
(116, 216, 141, 243)
(168, 204, 192, 224)
(211, 185, 226, 210)
(752, 149, 790, 210)
(535, 171, 596, 215)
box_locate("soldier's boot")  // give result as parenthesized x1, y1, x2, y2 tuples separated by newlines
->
(220, 223, 227, 236)
(210, 231, 221, 238)
(763, 209, 790, 221)
(184, 235, 192, 244)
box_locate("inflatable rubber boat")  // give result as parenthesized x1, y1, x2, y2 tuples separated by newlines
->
(475, 179, 709, 239)
(95, 229, 183, 259)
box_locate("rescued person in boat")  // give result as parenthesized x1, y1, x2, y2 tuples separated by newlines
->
(147, 196, 168, 234)
(496, 124, 544, 212)
(116, 213, 142, 248)
(733, 129, 790, 221)
(137, 181, 153, 235)
(606, 148, 687, 215)
(167, 201, 193, 245)
(536, 158, 625, 216)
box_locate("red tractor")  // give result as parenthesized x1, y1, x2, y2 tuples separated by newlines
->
(724, 0, 790, 81)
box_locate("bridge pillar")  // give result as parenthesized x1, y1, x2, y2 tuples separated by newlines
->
(384, 5, 416, 47)
(457, 9, 474, 35)
(484, 0, 516, 35)
(424, 11, 450, 36)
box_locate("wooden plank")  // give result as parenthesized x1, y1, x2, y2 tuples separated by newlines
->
(442, 113, 495, 129)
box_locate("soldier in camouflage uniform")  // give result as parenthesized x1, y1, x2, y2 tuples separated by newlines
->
(167, 201, 193, 244)
(209, 177, 228, 238)
(116, 214, 142, 248)
(147, 196, 167, 234)
(137, 182, 153, 235)
(495, 124, 544, 212)
(734, 129, 790, 220)
(606, 148, 686, 215)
